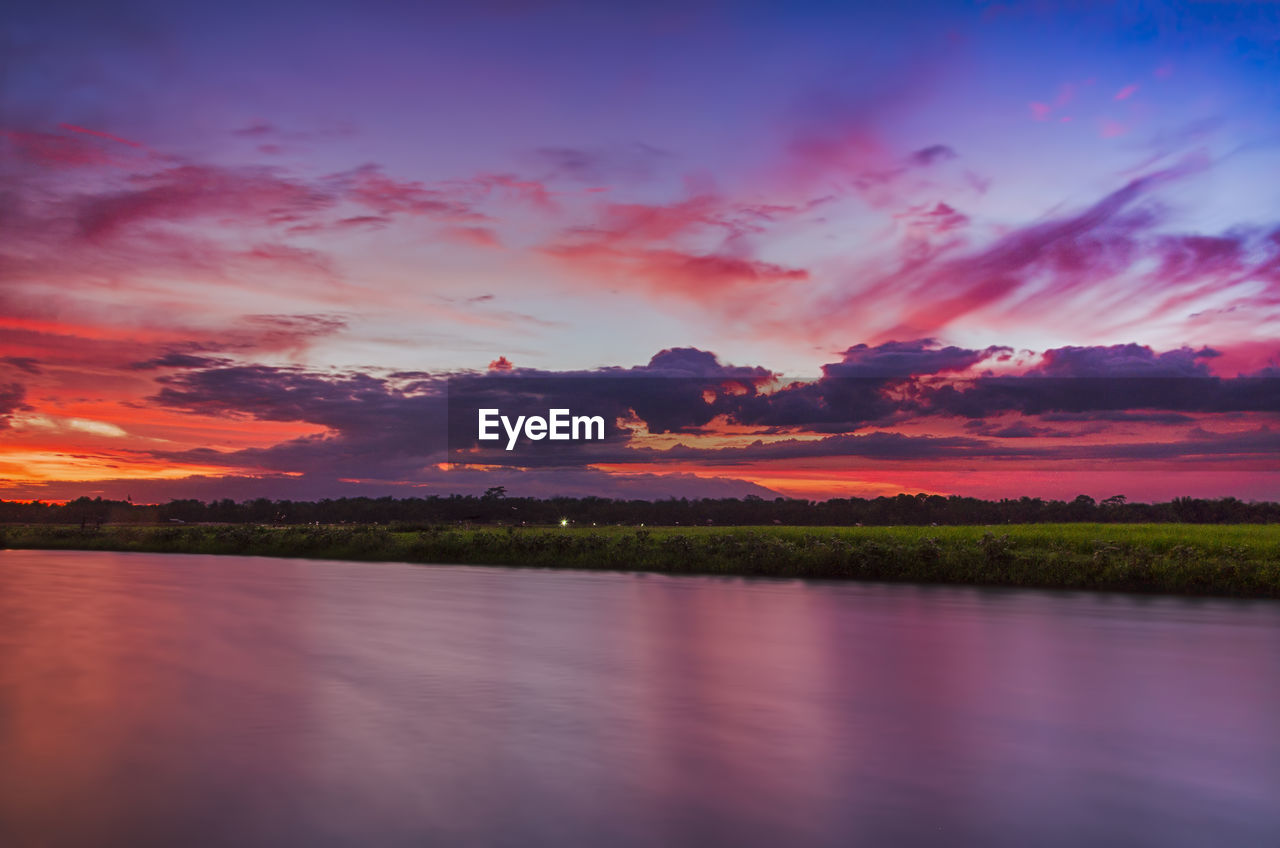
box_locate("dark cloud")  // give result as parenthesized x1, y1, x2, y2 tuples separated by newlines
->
(1038, 411, 1196, 424)
(232, 122, 276, 137)
(920, 344, 1277, 419)
(152, 366, 447, 483)
(0, 383, 28, 428)
(528, 143, 672, 183)
(0, 469, 780, 503)
(2, 356, 41, 374)
(334, 215, 391, 229)
(925, 375, 1280, 418)
(447, 348, 774, 449)
(463, 425, 1280, 468)
(127, 341, 1280, 494)
(144, 348, 779, 483)
(710, 340, 1278, 432)
(467, 430, 1002, 469)
(154, 366, 439, 431)
(826, 340, 1007, 378)
(717, 341, 1005, 431)
(963, 421, 1069, 439)
(642, 347, 768, 379)
(624, 348, 774, 433)
(646, 431, 998, 464)
(129, 352, 233, 370)
(1032, 343, 1217, 377)
(908, 144, 957, 167)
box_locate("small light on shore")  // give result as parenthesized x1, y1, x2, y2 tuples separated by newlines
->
(560, 518, 568, 527)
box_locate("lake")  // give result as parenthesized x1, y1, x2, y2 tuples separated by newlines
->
(2, 549, 1278, 846)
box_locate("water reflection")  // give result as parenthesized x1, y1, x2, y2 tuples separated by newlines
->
(1, 550, 1278, 846)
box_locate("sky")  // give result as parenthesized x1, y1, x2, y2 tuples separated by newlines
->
(2, 0, 1280, 503)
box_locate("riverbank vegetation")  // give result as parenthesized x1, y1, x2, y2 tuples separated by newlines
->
(4, 492, 1280, 526)
(4, 523, 1278, 598)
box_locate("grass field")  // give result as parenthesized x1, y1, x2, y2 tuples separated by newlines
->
(4, 522, 1279, 598)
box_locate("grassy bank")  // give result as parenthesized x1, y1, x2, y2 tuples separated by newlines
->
(4, 523, 1279, 598)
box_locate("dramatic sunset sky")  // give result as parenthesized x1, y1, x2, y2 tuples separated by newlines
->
(3, 0, 1279, 503)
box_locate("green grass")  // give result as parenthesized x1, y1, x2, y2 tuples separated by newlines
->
(3, 523, 1279, 598)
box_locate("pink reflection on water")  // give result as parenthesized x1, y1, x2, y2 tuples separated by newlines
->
(2, 551, 1279, 846)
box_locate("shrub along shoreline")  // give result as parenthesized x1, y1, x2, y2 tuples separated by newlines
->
(3, 523, 1279, 599)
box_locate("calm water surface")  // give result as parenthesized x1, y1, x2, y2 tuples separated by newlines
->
(2, 549, 1279, 847)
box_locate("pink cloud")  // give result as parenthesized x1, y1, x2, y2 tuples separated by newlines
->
(895, 201, 970, 236)
(1028, 83, 1084, 124)
(58, 123, 144, 148)
(1100, 120, 1130, 138)
(809, 161, 1220, 345)
(1114, 84, 1140, 101)
(341, 165, 481, 219)
(473, 173, 557, 211)
(592, 195, 723, 241)
(2, 128, 122, 168)
(787, 126, 891, 178)
(542, 191, 818, 307)
(241, 244, 338, 279)
(74, 165, 335, 240)
(445, 226, 502, 248)
(546, 242, 807, 301)
(1209, 341, 1280, 377)
(335, 215, 391, 229)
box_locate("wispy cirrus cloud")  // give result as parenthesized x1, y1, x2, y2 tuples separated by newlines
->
(801, 156, 1272, 346)
(74, 165, 334, 240)
(542, 192, 813, 305)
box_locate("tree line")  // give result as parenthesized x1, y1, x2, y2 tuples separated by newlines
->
(1, 491, 1277, 526)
